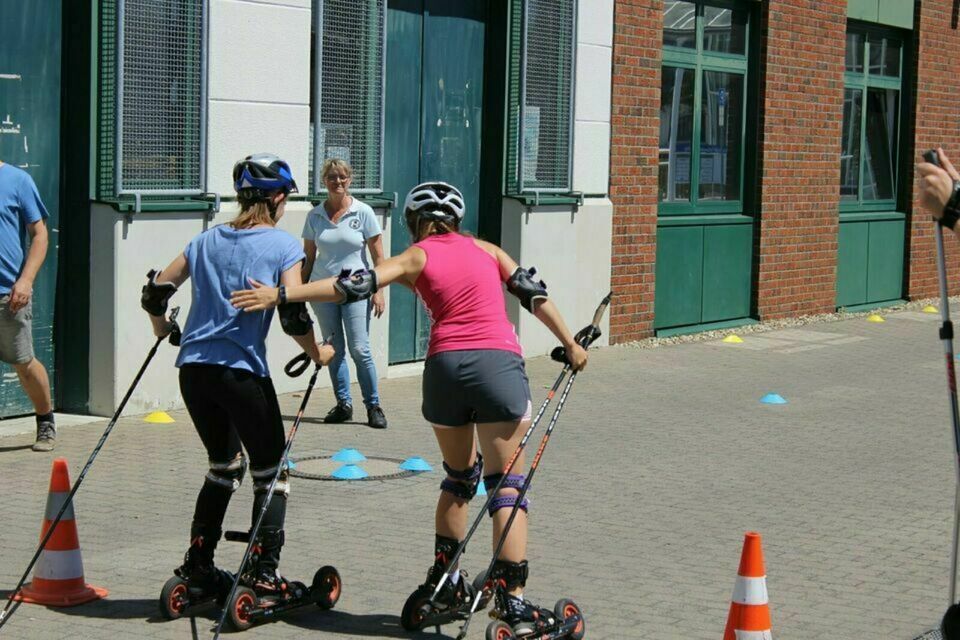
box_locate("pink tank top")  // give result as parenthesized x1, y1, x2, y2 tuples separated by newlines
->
(413, 233, 522, 358)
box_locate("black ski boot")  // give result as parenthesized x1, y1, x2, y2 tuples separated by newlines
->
(159, 528, 232, 620)
(401, 534, 486, 631)
(486, 559, 585, 640)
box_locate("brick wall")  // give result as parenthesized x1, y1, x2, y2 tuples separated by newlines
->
(755, 0, 847, 318)
(909, 2, 960, 299)
(608, 1, 661, 343)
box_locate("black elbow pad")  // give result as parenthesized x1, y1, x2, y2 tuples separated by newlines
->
(506, 267, 548, 313)
(141, 269, 177, 316)
(278, 302, 313, 336)
(333, 269, 378, 304)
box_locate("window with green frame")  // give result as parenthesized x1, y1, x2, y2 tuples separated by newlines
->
(840, 24, 905, 211)
(659, 0, 750, 215)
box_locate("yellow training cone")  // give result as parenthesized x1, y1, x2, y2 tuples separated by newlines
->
(923, 305, 939, 314)
(144, 411, 175, 424)
(722, 335, 744, 344)
(866, 314, 885, 323)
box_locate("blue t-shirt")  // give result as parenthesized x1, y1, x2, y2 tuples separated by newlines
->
(0, 164, 49, 294)
(302, 198, 381, 280)
(176, 225, 305, 378)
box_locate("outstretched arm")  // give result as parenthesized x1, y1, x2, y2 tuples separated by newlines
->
(231, 246, 425, 311)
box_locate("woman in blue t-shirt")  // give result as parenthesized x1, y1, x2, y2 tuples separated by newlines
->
(142, 154, 334, 604)
(302, 158, 387, 429)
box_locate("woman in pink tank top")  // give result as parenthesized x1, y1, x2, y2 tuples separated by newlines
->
(231, 181, 587, 635)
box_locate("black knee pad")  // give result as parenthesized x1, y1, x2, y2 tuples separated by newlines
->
(251, 464, 290, 497)
(440, 453, 483, 501)
(205, 456, 247, 492)
(483, 473, 529, 517)
(491, 559, 529, 591)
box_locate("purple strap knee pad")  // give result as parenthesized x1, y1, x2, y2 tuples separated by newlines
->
(483, 473, 529, 517)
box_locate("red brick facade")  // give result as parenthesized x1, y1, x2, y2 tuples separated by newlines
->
(909, 2, 960, 298)
(608, 1, 960, 343)
(755, 0, 846, 319)
(608, 0, 662, 343)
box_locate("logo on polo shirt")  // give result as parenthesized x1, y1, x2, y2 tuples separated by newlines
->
(349, 218, 361, 230)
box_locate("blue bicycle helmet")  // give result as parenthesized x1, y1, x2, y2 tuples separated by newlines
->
(232, 153, 298, 200)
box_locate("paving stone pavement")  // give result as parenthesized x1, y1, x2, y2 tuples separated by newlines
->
(0, 308, 958, 639)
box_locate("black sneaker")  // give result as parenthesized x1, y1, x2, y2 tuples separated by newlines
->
(323, 400, 353, 423)
(32, 421, 56, 452)
(367, 405, 387, 429)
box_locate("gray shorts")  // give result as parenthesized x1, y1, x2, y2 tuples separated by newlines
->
(422, 349, 532, 427)
(0, 296, 33, 365)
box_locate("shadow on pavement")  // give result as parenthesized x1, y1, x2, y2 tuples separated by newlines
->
(281, 415, 375, 429)
(286, 609, 451, 638)
(0, 443, 34, 453)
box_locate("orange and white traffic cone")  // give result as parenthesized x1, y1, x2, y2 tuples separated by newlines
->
(723, 531, 772, 640)
(14, 458, 108, 606)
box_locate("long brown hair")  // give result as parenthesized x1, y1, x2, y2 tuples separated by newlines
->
(229, 197, 278, 230)
(405, 211, 469, 243)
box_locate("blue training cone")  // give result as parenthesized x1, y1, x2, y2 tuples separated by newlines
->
(286, 459, 297, 470)
(332, 448, 367, 464)
(760, 393, 787, 405)
(400, 457, 433, 472)
(332, 464, 368, 480)
(477, 481, 487, 496)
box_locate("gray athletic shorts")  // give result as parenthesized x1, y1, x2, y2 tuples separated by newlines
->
(0, 296, 34, 365)
(422, 349, 532, 427)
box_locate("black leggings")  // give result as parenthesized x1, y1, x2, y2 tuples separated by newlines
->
(179, 364, 287, 565)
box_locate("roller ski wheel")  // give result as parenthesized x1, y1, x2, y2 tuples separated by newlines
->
(400, 586, 433, 631)
(159, 576, 189, 620)
(227, 586, 258, 632)
(312, 565, 342, 610)
(486, 620, 518, 640)
(554, 598, 585, 640)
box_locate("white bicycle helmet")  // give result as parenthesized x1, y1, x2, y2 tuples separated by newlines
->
(403, 181, 466, 223)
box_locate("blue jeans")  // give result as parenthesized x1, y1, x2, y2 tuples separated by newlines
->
(310, 300, 380, 408)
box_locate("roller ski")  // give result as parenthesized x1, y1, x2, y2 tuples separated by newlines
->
(483, 570, 585, 640)
(219, 528, 341, 631)
(159, 532, 234, 620)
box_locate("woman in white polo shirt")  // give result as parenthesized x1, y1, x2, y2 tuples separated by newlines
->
(302, 158, 387, 429)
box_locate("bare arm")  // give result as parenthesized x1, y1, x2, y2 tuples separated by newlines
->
(231, 246, 425, 311)
(148, 253, 190, 336)
(9, 219, 49, 312)
(301, 239, 317, 283)
(280, 264, 333, 366)
(367, 234, 386, 318)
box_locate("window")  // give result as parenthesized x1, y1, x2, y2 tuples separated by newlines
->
(840, 26, 905, 207)
(98, 0, 207, 197)
(506, 0, 577, 195)
(659, 1, 751, 213)
(311, 0, 385, 194)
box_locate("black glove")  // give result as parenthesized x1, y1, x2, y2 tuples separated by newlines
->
(168, 320, 182, 347)
(551, 324, 601, 365)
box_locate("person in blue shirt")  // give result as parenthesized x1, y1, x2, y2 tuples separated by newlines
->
(0, 161, 56, 451)
(143, 154, 334, 603)
(302, 158, 387, 429)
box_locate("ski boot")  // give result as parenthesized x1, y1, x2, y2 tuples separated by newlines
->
(484, 560, 585, 640)
(223, 527, 341, 631)
(159, 530, 233, 620)
(401, 535, 491, 631)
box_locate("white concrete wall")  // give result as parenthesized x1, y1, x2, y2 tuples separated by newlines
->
(88, 203, 391, 416)
(501, 0, 614, 356)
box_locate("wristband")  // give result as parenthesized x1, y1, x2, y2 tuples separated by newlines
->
(942, 181, 960, 230)
(278, 285, 287, 305)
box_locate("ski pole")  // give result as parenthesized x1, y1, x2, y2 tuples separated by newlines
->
(212, 345, 327, 640)
(0, 307, 182, 630)
(456, 293, 612, 640)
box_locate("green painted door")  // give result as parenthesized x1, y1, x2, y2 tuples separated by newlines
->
(0, 1, 61, 416)
(835, 216, 905, 308)
(385, 0, 486, 363)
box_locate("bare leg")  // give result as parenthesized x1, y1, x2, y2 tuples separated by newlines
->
(476, 418, 530, 595)
(431, 425, 477, 541)
(14, 358, 52, 415)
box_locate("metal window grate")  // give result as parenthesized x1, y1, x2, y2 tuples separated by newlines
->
(116, 0, 205, 194)
(313, 0, 385, 194)
(519, 0, 576, 193)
